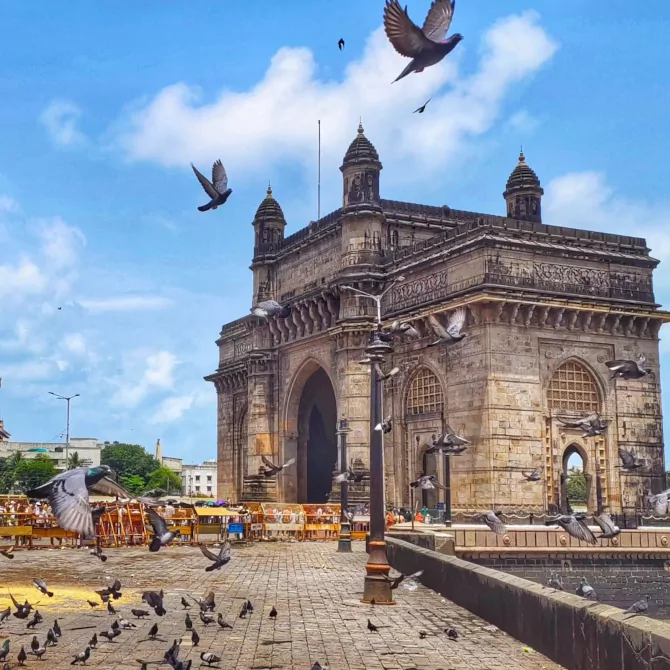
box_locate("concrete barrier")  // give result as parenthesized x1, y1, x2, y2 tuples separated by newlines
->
(386, 536, 670, 670)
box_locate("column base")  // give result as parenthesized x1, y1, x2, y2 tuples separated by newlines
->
(362, 574, 395, 605)
(337, 521, 352, 552)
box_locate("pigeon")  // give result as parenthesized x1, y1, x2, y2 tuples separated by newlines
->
(199, 611, 214, 626)
(0, 642, 8, 662)
(245, 600, 254, 613)
(374, 363, 400, 382)
(199, 541, 232, 572)
(261, 455, 296, 477)
(53, 620, 62, 637)
(624, 595, 650, 616)
(605, 355, 649, 380)
(426, 308, 467, 346)
(17, 646, 27, 666)
(387, 320, 420, 338)
(147, 508, 180, 552)
(547, 573, 563, 591)
(193, 591, 215, 612)
(71, 647, 91, 665)
(181, 597, 191, 609)
(445, 628, 459, 640)
(383, 570, 424, 590)
(383, 0, 463, 83)
(191, 160, 232, 212)
(30, 636, 39, 653)
(27, 610, 41, 628)
(25, 465, 134, 537)
(191, 629, 200, 647)
(557, 413, 607, 438)
(594, 512, 621, 539)
(217, 613, 233, 629)
(367, 619, 378, 632)
(46, 629, 57, 646)
(251, 300, 291, 319)
(88, 633, 97, 649)
(100, 627, 121, 642)
(311, 664, 324, 670)
(0, 606, 10, 624)
(576, 577, 596, 600)
(142, 590, 166, 616)
(239, 605, 248, 619)
(200, 652, 221, 667)
(89, 544, 108, 562)
(522, 466, 543, 482)
(87, 600, 99, 608)
(413, 98, 432, 114)
(618, 446, 645, 470)
(334, 467, 365, 484)
(648, 488, 670, 515)
(480, 511, 506, 535)
(118, 617, 137, 629)
(269, 606, 278, 620)
(107, 602, 117, 615)
(131, 609, 149, 619)
(338, 38, 345, 51)
(9, 593, 33, 619)
(0, 546, 14, 559)
(185, 613, 193, 630)
(148, 623, 158, 640)
(427, 427, 469, 455)
(410, 475, 446, 490)
(375, 415, 392, 434)
(545, 515, 597, 545)
(164, 639, 180, 665)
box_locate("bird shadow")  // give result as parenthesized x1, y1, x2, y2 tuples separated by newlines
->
(260, 640, 291, 646)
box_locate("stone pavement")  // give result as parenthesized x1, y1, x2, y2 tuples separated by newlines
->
(0, 542, 564, 669)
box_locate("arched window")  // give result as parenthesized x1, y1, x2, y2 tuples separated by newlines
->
(547, 361, 599, 414)
(406, 368, 444, 416)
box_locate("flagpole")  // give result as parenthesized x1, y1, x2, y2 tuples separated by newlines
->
(317, 119, 321, 221)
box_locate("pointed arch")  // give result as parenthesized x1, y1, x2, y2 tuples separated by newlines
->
(547, 358, 602, 415)
(284, 356, 337, 428)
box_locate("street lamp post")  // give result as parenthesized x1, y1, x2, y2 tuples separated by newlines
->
(443, 454, 452, 527)
(337, 418, 352, 553)
(48, 391, 80, 469)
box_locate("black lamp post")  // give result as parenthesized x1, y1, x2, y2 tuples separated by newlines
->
(443, 453, 452, 527)
(337, 418, 352, 553)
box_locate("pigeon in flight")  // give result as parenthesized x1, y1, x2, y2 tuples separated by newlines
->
(251, 300, 291, 319)
(426, 308, 467, 346)
(387, 320, 420, 338)
(414, 98, 432, 114)
(605, 355, 649, 380)
(618, 446, 645, 470)
(198, 541, 232, 572)
(522, 466, 543, 482)
(0, 545, 14, 559)
(374, 363, 400, 382)
(428, 426, 469, 455)
(32, 579, 53, 598)
(383, 0, 463, 83)
(647, 488, 670, 515)
(383, 570, 424, 590)
(334, 467, 365, 484)
(142, 590, 166, 616)
(545, 514, 597, 545)
(547, 572, 563, 591)
(594, 512, 620, 539)
(624, 595, 650, 616)
(338, 38, 345, 51)
(557, 413, 607, 438)
(375, 415, 392, 434)
(25, 465, 134, 537)
(410, 475, 446, 490)
(261, 455, 296, 477)
(147, 508, 180, 552)
(480, 510, 506, 535)
(191, 160, 232, 212)
(576, 577, 596, 600)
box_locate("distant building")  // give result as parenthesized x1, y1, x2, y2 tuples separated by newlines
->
(182, 460, 218, 498)
(0, 437, 102, 470)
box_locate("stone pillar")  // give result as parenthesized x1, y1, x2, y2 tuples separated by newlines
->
(215, 378, 236, 501)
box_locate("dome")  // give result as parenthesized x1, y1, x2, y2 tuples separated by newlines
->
(341, 122, 381, 169)
(254, 184, 285, 222)
(504, 150, 543, 195)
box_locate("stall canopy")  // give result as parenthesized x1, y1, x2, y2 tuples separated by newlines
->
(194, 507, 240, 517)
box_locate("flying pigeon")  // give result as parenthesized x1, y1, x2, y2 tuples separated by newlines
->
(334, 467, 365, 484)
(251, 299, 291, 319)
(142, 590, 166, 616)
(191, 160, 232, 212)
(647, 488, 670, 515)
(193, 591, 215, 612)
(387, 320, 420, 338)
(375, 415, 392, 434)
(426, 308, 467, 346)
(9, 593, 33, 619)
(522, 466, 543, 482)
(0, 546, 14, 559)
(594, 512, 621, 539)
(374, 363, 400, 382)
(545, 514, 597, 545)
(32, 579, 53, 598)
(410, 475, 446, 490)
(557, 413, 607, 437)
(605, 355, 649, 380)
(200, 652, 221, 667)
(338, 38, 345, 51)
(199, 541, 232, 572)
(433, 426, 470, 453)
(618, 446, 645, 470)
(383, 570, 424, 590)
(25, 465, 134, 537)
(413, 98, 432, 114)
(261, 454, 296, 477)
(147, 508, 180, 552)
(576, 577, 596, 599)
(624, 595, 650, 616)
(383, 0, 463, 83)
(547, 572, 563, 591)
(480, 510, 506, 535)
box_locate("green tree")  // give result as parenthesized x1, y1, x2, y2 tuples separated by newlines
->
(145, 467, 182, 495)
(120, 474, 147, 495)
(566, 466, 587, 503)
(67, 451, 84, 470)
(0, 457, 13, 494)
(15, 455, 58, 491)
(100, 443, 159, 480)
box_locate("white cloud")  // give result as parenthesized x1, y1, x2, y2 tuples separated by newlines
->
(0, 360, 55, 382)
(110, 350, 178, 408)
(39, 99, 86, 146)
(78, 295, 175, 314)
(506, 109, 541, 134)
(112, 11, 558, 182)
(0, 195, 20, 214)
(150, 395, 195, 424)
(35, 217, 86, 270)
(0, 257, 47, 299)
(60, 332, 87, 357)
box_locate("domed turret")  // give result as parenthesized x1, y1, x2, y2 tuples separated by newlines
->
(503, 150, 544, 223)
(253, 184, 286, 250)
(341, 122, 381, 168)
(339, 122, 382, 210)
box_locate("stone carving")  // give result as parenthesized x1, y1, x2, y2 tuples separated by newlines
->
(534, 263, 609, 290)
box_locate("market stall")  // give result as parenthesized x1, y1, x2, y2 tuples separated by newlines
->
(302, 504, 340, 540)
(261, 503, 304, 540)
(194, 506, 244, 542)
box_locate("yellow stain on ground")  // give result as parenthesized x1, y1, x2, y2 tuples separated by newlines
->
(0, 586, 143, 613)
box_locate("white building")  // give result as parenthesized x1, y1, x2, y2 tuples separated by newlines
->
(0, 437, 102, 471)
(182, 460, 218, 498)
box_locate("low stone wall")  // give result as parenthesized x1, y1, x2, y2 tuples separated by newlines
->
(386, 536, 670, 670)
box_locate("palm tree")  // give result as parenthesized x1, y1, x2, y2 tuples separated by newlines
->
(67, 451, 83, 470)
(8, 451, 23, 470)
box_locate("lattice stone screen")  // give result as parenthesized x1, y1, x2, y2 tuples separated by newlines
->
(547, 361, 599, 414)
(406, 368, 444, 416)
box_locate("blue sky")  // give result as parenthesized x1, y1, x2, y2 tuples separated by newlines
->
(1, 1, 670, 465)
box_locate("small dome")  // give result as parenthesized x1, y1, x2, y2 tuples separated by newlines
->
(254, 184, 285, 222)
(341, 122, 381, 169)
(504, 150, 543, 194)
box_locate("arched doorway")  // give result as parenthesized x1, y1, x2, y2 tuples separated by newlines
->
(293, 367, 337, 503)
(561, 444, 591, 514)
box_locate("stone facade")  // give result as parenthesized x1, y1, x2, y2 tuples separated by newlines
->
(206, 126, 669, 514)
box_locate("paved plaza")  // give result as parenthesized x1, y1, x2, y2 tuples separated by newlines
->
(0, 542, 563, 669)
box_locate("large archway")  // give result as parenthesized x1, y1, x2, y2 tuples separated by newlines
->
(561, 444, 591, 514)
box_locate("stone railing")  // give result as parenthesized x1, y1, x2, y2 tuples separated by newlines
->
(386, 536, 670, 670)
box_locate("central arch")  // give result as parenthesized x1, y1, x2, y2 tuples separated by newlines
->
(284, 360, 338, 503)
